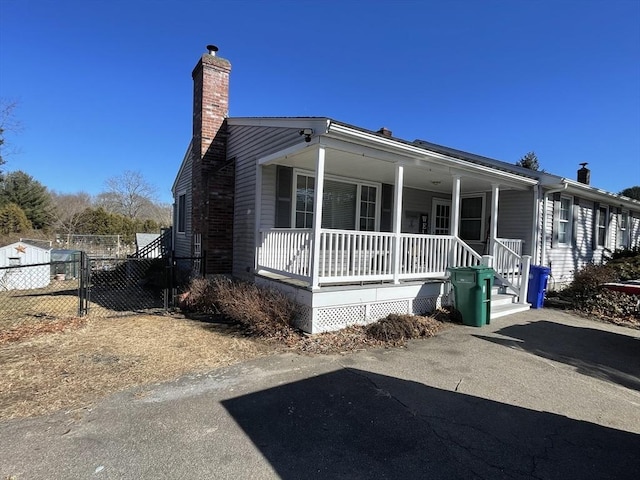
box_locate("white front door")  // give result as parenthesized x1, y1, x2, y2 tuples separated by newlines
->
(432, 198, 451, 235)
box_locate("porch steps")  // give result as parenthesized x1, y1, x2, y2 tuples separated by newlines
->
(490, 287, 530, 320)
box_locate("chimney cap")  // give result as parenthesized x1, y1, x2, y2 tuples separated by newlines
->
(579, 162, 588, 168)
(206, 45, 219, 55)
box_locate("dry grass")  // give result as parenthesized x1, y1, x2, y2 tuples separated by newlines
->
(1, 276, 454, 420)
(0, 314, 272, 419)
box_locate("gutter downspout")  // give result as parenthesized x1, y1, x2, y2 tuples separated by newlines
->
(541, 181, 568, 267)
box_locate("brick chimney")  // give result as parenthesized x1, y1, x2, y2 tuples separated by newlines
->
(376, 127, 393, 137)
(577, 162, 590, 185)
(191, 45, 234, 274)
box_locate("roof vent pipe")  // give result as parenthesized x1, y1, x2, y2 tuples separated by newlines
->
(577, 162, 590, 185)
(206, 45, 219, 56)
(377, 127, 392, 137)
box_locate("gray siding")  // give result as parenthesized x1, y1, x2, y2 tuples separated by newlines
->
(497, 190, 533, 255)
(228, 125, 303, 280)
(401, 187, 433, 233)
(173, 153, 192, 258)
(541, 196, 640, 288)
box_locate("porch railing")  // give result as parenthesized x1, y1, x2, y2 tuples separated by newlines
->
(259, 229, 312, 281)
(495, 237, 523, 257)
(493, 238, 530, 304)
(258, 228, 483, 286)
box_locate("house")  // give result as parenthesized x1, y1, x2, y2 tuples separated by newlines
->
(0, 241, 51, 291)
(172, 45, 640, 333)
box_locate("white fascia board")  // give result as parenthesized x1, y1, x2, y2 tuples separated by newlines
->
(227, 117, 331, 132)
(171, 141, 193, 195)
(561, 179, 640, 211)
(327, 123, 538, 187)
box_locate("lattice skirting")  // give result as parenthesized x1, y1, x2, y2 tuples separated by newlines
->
(304, 294, 444, 333)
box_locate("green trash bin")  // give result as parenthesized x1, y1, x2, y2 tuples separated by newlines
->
(448, 265, 495, 327)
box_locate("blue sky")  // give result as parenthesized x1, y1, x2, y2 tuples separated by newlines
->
(1, 0, 639, 204)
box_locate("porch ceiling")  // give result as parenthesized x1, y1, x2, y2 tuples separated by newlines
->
(270, 141, 531, 193)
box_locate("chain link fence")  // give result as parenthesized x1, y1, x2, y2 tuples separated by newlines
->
(0, 261, 81, 328)
(0, 253, 203, 327)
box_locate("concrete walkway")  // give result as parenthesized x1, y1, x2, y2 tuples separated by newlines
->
(1, 309, 639, 479)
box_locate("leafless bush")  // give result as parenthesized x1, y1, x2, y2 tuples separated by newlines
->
(365, 313, 444, 345)
(180, 277, 300, 342)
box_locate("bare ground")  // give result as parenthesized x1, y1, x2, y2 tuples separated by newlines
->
(0, 311, 449, 420)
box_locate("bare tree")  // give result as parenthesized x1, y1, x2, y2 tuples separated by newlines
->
(101, 170, 158, 219)
(0, 99, 22, 176)
(50, 191, 93, 235)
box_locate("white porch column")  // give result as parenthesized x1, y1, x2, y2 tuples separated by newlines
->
(310, 145, 326, 290)
(392, 163, 404, 284)
(254, 164, 263, 272)
(450, 175, 461, 237)
(490, 183, 499, 256)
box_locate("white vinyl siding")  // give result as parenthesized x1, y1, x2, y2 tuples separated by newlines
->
(496, 190, 533, 256)
(229, 125, 303, 279)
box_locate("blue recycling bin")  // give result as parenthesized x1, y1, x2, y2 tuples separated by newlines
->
(527, 265, 551, 308)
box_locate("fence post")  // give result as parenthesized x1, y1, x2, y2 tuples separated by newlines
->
(520, 255, 531, 305)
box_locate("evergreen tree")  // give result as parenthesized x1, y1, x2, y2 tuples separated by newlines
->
(516, 151, 540, 171)
(619, 186, 640, 201)
(0, 171, 54, 230)
(0, 202, 32, 234)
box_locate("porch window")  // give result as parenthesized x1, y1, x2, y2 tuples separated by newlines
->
(597, 206, 608, 247)
(459, 195, 485, 241)
(295, 175, 315, 228)
(177, 194, 186, 233)
(558, 196, 572, 244)
(293, 172, 379, 230)
(360, 185, 377, 231)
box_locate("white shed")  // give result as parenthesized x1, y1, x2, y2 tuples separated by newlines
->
(0, 242, 51, 291)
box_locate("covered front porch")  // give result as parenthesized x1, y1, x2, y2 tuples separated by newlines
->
(250, 122, 536, 331)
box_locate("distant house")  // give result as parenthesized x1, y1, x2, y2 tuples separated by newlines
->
(172, 45, 640, 333)
(0, 241, 51, 291)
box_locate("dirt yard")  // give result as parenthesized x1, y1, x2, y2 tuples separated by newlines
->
(0, 314, 273, 419)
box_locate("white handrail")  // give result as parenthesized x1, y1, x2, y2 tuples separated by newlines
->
(258, 228, 509, 287)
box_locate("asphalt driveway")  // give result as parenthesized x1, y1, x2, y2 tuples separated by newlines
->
(1, 309, 639, 479)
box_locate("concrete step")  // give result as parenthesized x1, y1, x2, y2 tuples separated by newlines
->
(491, 292, 518, 307)
(490, 301, 530, 320)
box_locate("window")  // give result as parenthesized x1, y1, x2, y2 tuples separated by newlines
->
(558, 196, 572, 244)
(597, 206, 608, 247)
(432, 199, 451, 235)
(295, 175, 315, 228)
(360, 185, 377, 231)
(177, 194, 186, 233)
(8, 257, 20, 267)
(293, 172, 379, 230)
(460, 195, 485, 241)
(618, 210, 629, 247)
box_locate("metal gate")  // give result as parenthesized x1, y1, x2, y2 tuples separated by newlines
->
(77, 252, 205, 317)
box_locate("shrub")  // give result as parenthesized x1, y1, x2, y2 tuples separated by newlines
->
(560, 263, 619, 307)
(580, 289, 640, 322)
(365, 313, 443, 344)
(180, 277, 300, 341)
